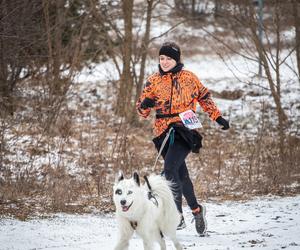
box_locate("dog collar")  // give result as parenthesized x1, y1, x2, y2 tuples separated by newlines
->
(130, 221, 138, 230)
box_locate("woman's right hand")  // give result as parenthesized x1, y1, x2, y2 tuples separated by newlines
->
(140, 97, 155, 109)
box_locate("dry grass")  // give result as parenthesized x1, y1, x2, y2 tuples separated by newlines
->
(1, 79, 300, 219)
(1, 111, 299, 219)
(191, 129, 300, 200)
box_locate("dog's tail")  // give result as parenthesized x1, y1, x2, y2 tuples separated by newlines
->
(145, 175, 180, 221)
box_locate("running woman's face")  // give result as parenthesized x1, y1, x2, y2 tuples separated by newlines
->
(159, 55, 177, 72)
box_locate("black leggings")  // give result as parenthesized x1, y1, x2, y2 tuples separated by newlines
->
(157, 137, 199, 213)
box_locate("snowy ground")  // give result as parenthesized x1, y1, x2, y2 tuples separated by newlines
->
(1, 195, 299, 250)
(1, 4, 299, 250)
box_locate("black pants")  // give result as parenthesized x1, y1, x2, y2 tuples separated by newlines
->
(155, 136, 199, 213)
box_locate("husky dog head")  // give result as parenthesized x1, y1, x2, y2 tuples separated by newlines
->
(113, 171, 143, 216)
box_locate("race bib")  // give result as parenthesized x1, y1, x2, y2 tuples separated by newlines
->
(179, 110, 202, 129)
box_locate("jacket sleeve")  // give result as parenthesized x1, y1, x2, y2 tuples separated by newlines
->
(192, 73, 221, 121)
(136, 79, 155, 118)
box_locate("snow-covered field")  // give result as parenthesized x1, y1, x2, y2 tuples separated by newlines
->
(1, 195, 299, 250)
(1, 3, 299, 250)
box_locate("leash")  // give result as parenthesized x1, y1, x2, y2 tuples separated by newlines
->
(144, 175, 158, 207)
(143, 175, 164, 239)
(153, 127, 174, 171)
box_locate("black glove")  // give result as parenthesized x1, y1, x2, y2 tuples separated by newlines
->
(216, 116, 230, 130)
(140, 97, 155, 109)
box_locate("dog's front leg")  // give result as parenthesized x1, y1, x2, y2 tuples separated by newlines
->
(142, 239, 154, 250)
(114, 231, 133, 250)
(168, 235, 182, 250)
(157, 236, 166, 250)
(114, 237, 130, 250)
(114, 220, 134, 250)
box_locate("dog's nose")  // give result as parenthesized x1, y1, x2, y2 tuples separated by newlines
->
(120, 199, 126, 206)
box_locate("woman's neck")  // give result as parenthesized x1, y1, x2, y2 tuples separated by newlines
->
(159, 63, 184, 75)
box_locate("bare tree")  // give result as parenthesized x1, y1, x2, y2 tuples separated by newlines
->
(293, 0, 300, 83)
(0, 0, 40, 116)
(131, 0, 155, 123)
(92, 0, 160, 121)
(0, 0, 91, 124)
(116, 0, 134, 117)
(174, 0, 210, 16)
(255, 2, 287, 161)
(40, 0, 89, 132)
(245, 1, 288, 164)
(202, 0, 292, 167)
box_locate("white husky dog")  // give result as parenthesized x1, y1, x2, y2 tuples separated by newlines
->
(113, 172, 182, 250)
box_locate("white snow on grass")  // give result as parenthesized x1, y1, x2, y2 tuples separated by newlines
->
(1, 195, 299, 250)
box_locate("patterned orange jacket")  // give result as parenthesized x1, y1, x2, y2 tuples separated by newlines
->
(136, 68, 221, 137)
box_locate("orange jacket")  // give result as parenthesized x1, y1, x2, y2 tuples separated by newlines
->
(136, 68, 221, 136)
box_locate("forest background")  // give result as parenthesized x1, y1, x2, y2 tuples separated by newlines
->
(0, 0, 300, 219)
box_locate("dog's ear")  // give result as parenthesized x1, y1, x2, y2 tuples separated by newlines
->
(115, 170, 124, 183)
(133, 172, 140, 186)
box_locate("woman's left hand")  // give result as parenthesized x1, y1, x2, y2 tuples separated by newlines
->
(216, 116, 230, 130)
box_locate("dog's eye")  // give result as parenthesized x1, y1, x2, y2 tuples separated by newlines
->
(115, 189, 122, 195)
(127, 190, 133, 195)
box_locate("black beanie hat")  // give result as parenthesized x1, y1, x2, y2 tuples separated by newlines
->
(159, 44, 181, 63)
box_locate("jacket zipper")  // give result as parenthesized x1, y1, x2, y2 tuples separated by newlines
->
(169, 74, 174, 115)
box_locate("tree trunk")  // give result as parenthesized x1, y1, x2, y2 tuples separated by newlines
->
(249, 2, 287, 169)
(293, 0, 300, 83)
(131, 0, 154, 123)
(192, 0, 196, 16)
(43, 0, 64, 97)
(0, 0, 13, 116)
(274, 3, 286, 172)
(0, 16, 9, 117)
(214, 0, 221, 18)
(116, 0, 133, 119)
(52, 0, 64, 96)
